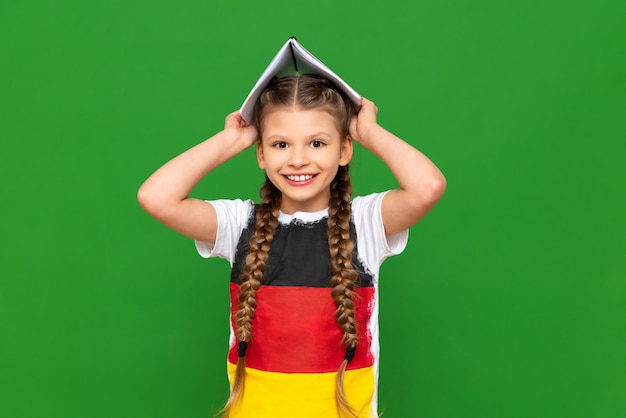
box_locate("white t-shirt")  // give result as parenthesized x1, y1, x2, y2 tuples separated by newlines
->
(195, 191, 408, 280)
(194, 191, 408, 417)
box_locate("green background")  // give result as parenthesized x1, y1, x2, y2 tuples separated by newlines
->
(1, 0, 625, 417)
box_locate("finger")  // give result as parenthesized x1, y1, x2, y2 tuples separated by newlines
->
(359, 98, 375, 113)
(224, 111, 244, 129)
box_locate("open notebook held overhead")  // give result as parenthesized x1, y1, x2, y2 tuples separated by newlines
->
(240, 37, 362, 125)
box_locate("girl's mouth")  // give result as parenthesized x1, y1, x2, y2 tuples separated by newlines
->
(284, 174, 317, 185)
(286, 174, 314, 182)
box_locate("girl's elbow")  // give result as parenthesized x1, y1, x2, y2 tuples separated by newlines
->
(137, 184, 162, 216)
(137, 185, 185, 225)
(432, 173, 447, 200)
(411, 174, 446, 216)
(422, 172, 446, 205)
(401, 176, 446, 220)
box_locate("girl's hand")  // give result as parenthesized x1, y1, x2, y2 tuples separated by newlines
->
(224, 110, 259, 150)
(349, 98, 379, 148)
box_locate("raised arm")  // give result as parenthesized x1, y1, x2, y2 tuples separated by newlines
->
(137, 111, 258, 243)
(350, 99, 446, 236)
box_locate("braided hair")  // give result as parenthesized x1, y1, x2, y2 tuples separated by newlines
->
(220, 74, 359, 417)
(219, 179, 281, 416)
(328, 164, 359, 417)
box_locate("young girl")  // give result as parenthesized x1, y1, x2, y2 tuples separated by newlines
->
(138, 74, 446, 417)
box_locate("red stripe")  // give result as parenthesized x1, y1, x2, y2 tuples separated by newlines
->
(228, 283, 375, 373)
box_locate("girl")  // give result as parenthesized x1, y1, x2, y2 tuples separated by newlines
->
(138, 74, 446, 417)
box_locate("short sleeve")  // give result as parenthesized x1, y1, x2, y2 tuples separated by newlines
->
(351, 192, 409, 275)
(194, 199, 254, 264)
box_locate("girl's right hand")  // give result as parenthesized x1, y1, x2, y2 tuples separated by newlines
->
(224, 111, 259, 150)
(138, 110, 259, 244)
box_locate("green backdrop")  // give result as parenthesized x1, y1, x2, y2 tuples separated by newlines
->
(1, 0, 625, 417)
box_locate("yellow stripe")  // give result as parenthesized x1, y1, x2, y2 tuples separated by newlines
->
(226, 363, 377, 418)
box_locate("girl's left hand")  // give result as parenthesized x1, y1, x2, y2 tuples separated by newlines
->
(349, 98, 379, 147)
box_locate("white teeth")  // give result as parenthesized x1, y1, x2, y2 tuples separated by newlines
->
(287, 174, 313, 182)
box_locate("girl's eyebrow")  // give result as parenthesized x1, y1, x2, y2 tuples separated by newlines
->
(264, 134, 289, 142)
(308, 131, 332, 138)
(265, 131, 332, 141)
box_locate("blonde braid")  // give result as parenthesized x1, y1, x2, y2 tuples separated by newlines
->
(327, 165, 359, 417)
(219, 177, 281, 417)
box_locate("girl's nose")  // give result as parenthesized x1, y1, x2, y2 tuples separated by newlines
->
(288, 147, 310, 167)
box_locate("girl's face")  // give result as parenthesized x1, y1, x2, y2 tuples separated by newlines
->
(257, 108, 353, 214)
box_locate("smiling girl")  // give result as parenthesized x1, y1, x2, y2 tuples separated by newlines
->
(138, 74, 446, 417)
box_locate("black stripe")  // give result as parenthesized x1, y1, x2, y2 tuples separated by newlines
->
(231, 207, 374, 288)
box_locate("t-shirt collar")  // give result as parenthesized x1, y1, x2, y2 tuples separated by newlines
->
(278, 208, 329, 225)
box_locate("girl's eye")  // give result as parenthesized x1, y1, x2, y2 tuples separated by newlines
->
(311, 140, 324, 148)
(273, 141, 288, 149)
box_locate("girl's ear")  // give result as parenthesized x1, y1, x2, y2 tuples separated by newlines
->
(339, 135, 353, 167)
(256, 142, 266, 169)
